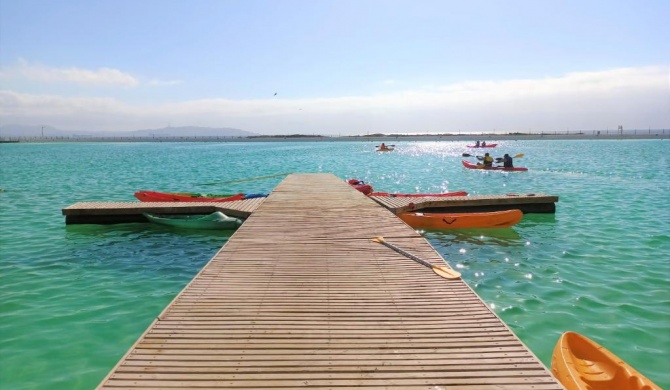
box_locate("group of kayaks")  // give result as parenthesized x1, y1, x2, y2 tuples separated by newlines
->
(135, 179, 662, 388)
(346, 179, 524, 230)
(374, 141, 529, 171)
(134, 190, 266, 230)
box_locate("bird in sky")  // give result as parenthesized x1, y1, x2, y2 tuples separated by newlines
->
(273, 92, 277, 96)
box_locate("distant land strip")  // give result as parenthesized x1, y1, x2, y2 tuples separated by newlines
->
(1, 130, 668, 143)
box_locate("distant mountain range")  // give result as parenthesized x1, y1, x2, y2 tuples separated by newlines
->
(0, 124, 259, 138)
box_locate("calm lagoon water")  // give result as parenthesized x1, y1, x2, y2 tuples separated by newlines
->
(1, 139, 669, 389)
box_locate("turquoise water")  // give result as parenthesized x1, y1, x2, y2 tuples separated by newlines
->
(1, 140, 669, 389)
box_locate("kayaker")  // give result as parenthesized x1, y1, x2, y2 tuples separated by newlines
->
(483, 153, 494, 167)
(481, 141, 487, 147)
(475, 140, 480, 147)
(502, 153, 513, 168)
(380, 142, 387, 150)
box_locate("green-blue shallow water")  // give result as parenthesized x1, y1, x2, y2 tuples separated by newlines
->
(1, 140, 669, 389)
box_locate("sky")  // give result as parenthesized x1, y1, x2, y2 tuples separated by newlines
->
(1, 0, 669, 135)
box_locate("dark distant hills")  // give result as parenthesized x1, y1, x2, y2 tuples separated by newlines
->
(0, 124, 258, 138)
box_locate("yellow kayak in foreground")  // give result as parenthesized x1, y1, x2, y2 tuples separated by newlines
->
(551, 331, 661, 390)
(398, 209, 522, 229)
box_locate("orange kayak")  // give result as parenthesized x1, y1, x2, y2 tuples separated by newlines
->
(551, 331, 661, 390)
(398, 209, 522, 229)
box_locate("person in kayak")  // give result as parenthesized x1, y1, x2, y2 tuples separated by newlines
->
(483, 153, 494, 167)
(502, 153, 513, 168)
(481, 141, 487, 147)
(380, 142, 387, 150)
(474, 140, 480, 147)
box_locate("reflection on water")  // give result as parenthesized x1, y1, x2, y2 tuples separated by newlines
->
(64, 222, 235, 240)
(517, 213, 557, 226)
(423, 227, 522, 247)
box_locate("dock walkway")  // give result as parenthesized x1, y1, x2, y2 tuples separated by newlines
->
(98, 173, 563, 389)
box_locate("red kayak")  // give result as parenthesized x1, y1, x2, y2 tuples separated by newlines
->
(462, 160, 528, 172)
(347, 179, 374, 195)
(368, 191, 467, 197)
(135, 190, 246, 202)
(467, 143, 497, 148)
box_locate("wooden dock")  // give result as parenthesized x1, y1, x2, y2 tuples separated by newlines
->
(97, 173, 563, 389)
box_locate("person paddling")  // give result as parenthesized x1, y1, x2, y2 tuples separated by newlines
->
(502, 153, 513, 168)
(483, 153, 494, 167)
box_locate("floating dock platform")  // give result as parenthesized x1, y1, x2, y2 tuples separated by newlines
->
(370, 193, 558, 214)
(96, 173, 562, 389)
(63, 191, 557, 225)
(62, 197, 265, 224)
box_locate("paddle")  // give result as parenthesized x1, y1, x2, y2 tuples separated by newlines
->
(376, 144, 395, 148)
(463, 153, 524, 159)
(371, 236, 461, 280)
(198, 172, 290, 186)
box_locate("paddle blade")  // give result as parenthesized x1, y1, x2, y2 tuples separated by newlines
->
(432, 265, 461, 280)
(514, 153, 524, 158)
(371, 236, 385, 243)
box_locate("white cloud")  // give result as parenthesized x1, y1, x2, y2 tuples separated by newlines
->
(0, 59, 139, 87)
(148, 79, 183, 86)
(1, 65, 668, 134)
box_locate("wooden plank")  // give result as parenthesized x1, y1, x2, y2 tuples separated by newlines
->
(97, 173, 563, 389)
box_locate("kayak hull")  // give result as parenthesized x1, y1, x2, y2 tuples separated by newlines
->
(144, 211, 242, 230)
(399, 209, 523, 229)
(462, 160, 528, 171)
(369, 191, 468, 197)
(551, 331, 661, 390)
(135, 190, 246, 202)
(376, 148, 394, 152)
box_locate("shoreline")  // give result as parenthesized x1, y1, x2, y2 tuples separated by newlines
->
(1, 132, 668, 143)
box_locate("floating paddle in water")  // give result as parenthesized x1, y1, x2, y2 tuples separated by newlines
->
(198, 172, 291, 186)
(371, 236, 461, 280)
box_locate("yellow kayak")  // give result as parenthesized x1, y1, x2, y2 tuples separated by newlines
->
(551, 331, 661, 390)
(398, 209, 522, 229)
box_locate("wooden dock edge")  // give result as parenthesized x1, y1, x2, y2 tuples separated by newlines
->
(62, 198, 265, 225)
(370, 193, 559, 214)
